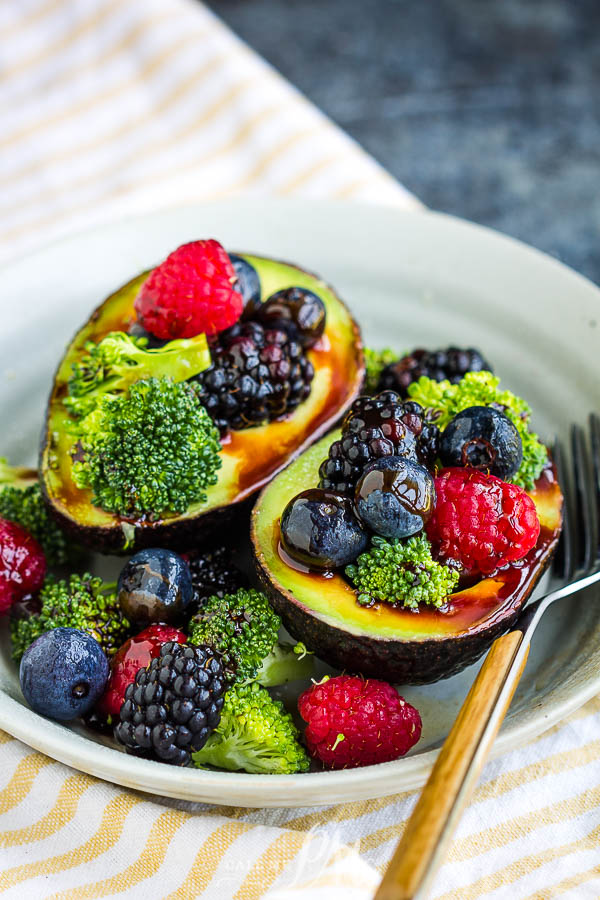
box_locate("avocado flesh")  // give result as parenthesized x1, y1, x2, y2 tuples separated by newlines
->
(252, 432, 563, 684)
(40, 256, 364, 553)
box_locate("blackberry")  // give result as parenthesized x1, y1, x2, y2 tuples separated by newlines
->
(185, 545, 248, 608)
(318, 392, 440, 494)
(378, 347, 492, 397)
(194, 321, 314, 434)
(114, 642, 226, 765)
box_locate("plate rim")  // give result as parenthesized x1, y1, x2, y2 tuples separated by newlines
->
(1, 196, 598, 807)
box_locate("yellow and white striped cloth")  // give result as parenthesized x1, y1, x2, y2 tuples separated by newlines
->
(1, 1, 599, 897)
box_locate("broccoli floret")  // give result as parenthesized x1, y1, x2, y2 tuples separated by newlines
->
(64, 331, 211, 419)
(192, 682, 310, 774)
(364, 346, 399, 393)
(10, 572, 130, 660)
(187, 588, 313, 686)
(346, 534, 459, 610)
(0, 460, 77, 566)
(69, 377, 222, 519)
(407, 371, 548, 490)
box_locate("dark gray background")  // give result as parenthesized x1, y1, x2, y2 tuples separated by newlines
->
(207, 0, 600, 285)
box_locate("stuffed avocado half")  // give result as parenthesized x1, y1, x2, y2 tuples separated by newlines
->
(40, 253, 364, 553)
(251, 431, 563, 684)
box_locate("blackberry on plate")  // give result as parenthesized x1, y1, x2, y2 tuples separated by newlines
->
(378, 347, 492, 397)
(318, 392, 440, 495)
(194, 320, 314, 434)
(185, 545, 248, 608)
(114, 642, 226, 765)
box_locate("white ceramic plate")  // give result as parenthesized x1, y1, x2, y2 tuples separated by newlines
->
(0, 198, 598, 808)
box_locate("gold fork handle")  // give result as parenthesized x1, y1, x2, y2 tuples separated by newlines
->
(374, 630, 529, 900)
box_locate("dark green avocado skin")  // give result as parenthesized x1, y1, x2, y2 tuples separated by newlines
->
(254, 552, 553, 684)
(41, 477, 246, 555)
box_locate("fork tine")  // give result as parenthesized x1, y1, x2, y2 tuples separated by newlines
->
(590, 412, 600, 564)
(571, 423, 597, 573)
(552, 438, 575, 580)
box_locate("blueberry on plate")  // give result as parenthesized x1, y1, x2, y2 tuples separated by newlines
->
(440, 405, 523, 479)
(280, 488, 369, 570)
(255, 287, 326, 348)
(118, 548, 194, 626)
(355, 456, 436, 539)
(20, 627, 109, 721)
(229, 254, 261, 308)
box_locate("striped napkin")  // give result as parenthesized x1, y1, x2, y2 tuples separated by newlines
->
(1, 1, 598, 897)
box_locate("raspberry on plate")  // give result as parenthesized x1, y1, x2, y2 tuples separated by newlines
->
(298, 674, 422, 769)
(426, 467, 540, 576)
(134, 239, 243, 340)
(0, 518, 46, 614)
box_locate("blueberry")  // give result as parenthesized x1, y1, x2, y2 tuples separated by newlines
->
(355, 456, 436, 538)
(229, 254, 261, 307)
(255, 287, 326, 348)
(118, 548, 194, 626)
(280, 488, 369, 570)
(20, 628, 109, 721)
(440, 406, 523, 479)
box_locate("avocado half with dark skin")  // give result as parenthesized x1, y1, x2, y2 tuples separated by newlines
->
(251, 432, 563, 684)
(40, 255, 364, 554)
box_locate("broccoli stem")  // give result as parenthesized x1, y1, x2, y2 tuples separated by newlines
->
(192, 682, 310, 774)
(195, 734, 284, 775)
(256, 642, 314, 687)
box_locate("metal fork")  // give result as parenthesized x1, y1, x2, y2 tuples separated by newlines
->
(375, 414, 600, 900)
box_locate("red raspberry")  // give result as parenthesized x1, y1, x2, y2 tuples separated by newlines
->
(0, 518, 46, 614)
(134, 239, 243, 339)
(298, 675, 422, 769)
(426, 467, 540, 576)
(95, 623, 186, 718)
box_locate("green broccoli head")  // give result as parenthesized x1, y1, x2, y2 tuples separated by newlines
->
(192, 682, 310, 774)
(187, 588, 313, 687)
(407, 371, 548, 490)
(364, 346, 399, 393)
(10, 572, 130, 660)
(69, 376, 222, 519)
(0, 460, 78, 566)
(64, 330, 211, 419)
(346, 534, 460, 611)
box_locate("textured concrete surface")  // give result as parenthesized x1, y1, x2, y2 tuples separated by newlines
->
(207, 0, 600, 284)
